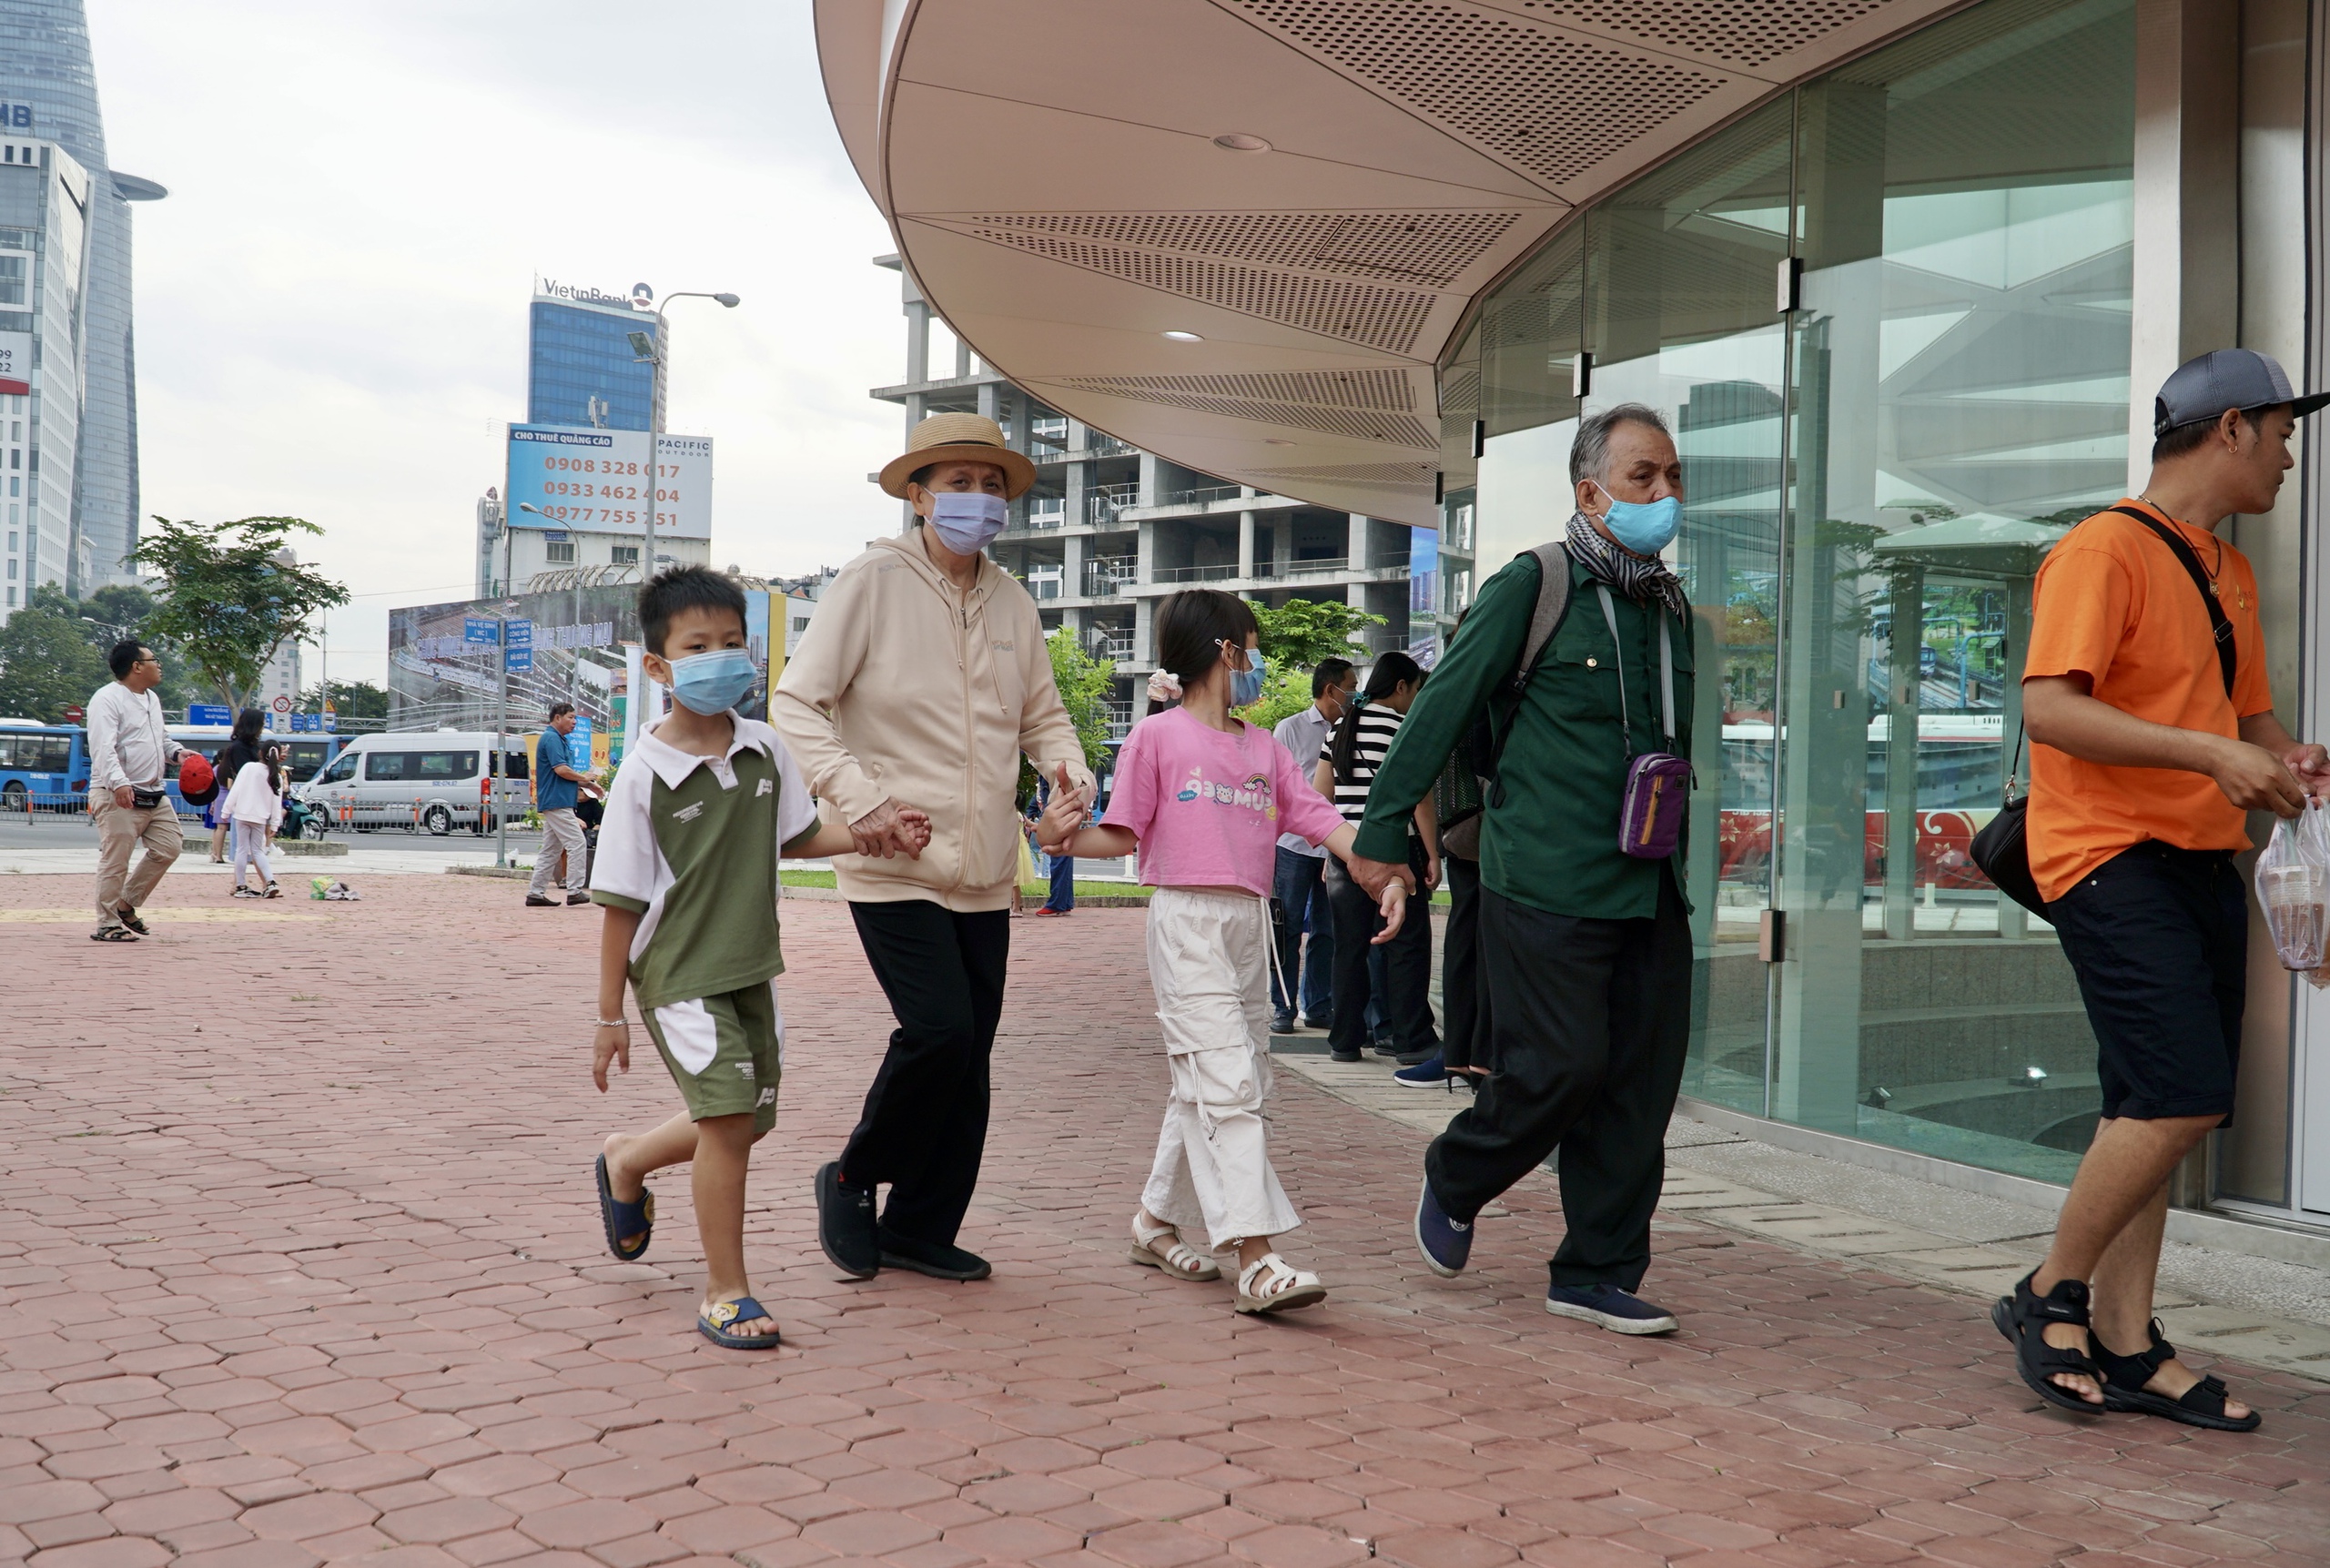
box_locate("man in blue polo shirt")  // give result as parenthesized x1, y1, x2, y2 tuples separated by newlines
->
(529, 701, 601, 907)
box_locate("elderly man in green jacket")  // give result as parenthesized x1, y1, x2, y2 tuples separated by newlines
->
(1343, 404, 1695, 1336)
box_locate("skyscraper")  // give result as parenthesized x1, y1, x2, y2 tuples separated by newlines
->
(0, 0, 160, 605)
(526, 280, 660, 432)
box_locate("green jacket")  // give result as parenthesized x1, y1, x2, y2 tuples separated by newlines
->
(1352, 547, 1695, 919)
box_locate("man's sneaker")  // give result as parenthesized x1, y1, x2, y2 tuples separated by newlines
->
(878, 1229, 992, 1280)
(1544, 1282, 1678, 1335)
(814, 1161, 880, 1280)
(1301, 1014, 1334, 1031)
(1414, 1179, 1472, 1277)
(1371, 1031, 1400, 1057)
(525, 894, 557, 907)
(1393, 1056, 1448, 1088)
(1270, 1011, 1296, 1036)
(1329, 1050, 1363, 1064)
(565, 891, 592, 905)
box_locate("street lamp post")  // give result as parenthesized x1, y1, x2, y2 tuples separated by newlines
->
(627, 290, 740, 585)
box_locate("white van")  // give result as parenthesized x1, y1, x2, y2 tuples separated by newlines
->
(298, 730, 534, 835)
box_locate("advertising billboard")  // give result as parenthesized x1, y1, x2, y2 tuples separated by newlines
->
(0, 330, 30, 396)
(505, 425, 713, 540)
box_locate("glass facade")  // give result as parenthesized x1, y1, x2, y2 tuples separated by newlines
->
(1461, 0, 2135, 1183)
(0, 0, 141, 594)
(527, 300, 659, 431)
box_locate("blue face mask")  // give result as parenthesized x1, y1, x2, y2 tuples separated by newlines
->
(927, 491, 1009, 555)
(665, 647, 756, 715)
(1228, 648, 1267, 707)
(1592, 481, 1682, 557)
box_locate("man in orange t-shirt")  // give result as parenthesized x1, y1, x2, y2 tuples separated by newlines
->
(1999, 349, 2330, 1433)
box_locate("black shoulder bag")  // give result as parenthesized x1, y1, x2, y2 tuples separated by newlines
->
(1968, 505, 2236, 916)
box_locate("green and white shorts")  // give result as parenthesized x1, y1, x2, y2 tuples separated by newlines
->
(642, 980, 783, 1133)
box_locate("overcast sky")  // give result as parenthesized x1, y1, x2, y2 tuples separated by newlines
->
(90, 0, 917, 686)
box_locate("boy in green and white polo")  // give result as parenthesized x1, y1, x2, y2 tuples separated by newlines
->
(587, 567, 930, 1349)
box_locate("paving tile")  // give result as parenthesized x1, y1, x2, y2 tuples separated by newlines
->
(0, 878, 2322, 1568)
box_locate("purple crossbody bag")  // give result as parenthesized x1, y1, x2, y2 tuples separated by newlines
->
(1595, 586, 1693, 860)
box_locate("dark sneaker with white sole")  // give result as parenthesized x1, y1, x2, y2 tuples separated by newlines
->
(1413, 1179, 1472, 1277)
(814, 1161, 880, 1279)
(878, 1229, 992, 1280)
(1393, 1056, 1447, 1087)
(1544, 1282, 1677, 1335)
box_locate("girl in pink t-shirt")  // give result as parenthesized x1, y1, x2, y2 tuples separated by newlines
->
(1040, 590, 1406, 1314)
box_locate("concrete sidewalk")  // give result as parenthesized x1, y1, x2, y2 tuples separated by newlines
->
(3, 871, 2325, 1568)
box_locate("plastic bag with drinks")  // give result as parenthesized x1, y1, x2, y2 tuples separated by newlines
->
(2256, 801, 2330, 973)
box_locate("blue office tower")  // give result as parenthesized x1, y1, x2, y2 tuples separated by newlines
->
(0, 0, 161, 595)
(527, 288, 660, 431)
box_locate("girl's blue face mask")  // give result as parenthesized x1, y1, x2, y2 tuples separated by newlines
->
(1224, 642, 1267, 707)
(1590, 480, 1682, 557)
(665, 646, 757, 715)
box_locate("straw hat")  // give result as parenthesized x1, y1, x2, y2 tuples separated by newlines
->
(878, 412, 1038, 501)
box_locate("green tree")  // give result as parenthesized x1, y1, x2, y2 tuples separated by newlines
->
(300, 679, 388, 722)
(1238, 662, 1316, 733)
(0, 603, 111, 722)
(130, 516, 349, 710)
(1247, 596, 1383, 667)
(1046, 627, 1116, 772)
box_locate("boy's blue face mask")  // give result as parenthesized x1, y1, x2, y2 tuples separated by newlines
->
(1590, 481, 1682, 557)
(665, 647, 756, 715)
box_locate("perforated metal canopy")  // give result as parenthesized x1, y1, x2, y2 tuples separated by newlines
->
(816, 0, 1967, 525)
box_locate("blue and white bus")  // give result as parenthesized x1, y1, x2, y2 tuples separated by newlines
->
(0, 721, 90, 813)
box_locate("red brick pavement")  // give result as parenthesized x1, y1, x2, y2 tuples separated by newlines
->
(2, 871, 2325, 1568)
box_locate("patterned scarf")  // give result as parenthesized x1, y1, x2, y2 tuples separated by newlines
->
(1565, 509, 1687, 622)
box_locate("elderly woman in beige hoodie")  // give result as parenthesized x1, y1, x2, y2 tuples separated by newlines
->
(773, 412, 1097, 1284)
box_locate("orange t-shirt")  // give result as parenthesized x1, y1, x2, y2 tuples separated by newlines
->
(2023, 499, 2272, 903)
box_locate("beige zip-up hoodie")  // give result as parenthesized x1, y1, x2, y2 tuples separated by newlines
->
(770, 527, 1097, 912)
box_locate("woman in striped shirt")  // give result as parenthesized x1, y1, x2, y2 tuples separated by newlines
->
(1314, 652, 1439, 1064)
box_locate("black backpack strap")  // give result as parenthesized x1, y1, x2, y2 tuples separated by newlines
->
(2105, 504, 2236, 699)
(1484, 543, 1574, 804)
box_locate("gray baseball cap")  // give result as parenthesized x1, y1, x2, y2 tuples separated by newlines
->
(2153, 348, 2330, 436)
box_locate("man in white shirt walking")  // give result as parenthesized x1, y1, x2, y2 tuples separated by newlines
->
(1270, 658, 1354, 1034)
(86, 640, 185, 942)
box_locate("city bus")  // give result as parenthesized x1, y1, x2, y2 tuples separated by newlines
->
(0, 721, 90, 813)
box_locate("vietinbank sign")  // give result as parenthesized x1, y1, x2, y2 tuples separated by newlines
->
(534, 276, 653, 310)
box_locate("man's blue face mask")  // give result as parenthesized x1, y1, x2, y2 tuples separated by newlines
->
(1591, 480, 1682, 557)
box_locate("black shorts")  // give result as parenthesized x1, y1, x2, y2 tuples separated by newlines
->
(2045, 843, 2244, 1124)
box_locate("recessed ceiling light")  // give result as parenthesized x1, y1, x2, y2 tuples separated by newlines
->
(1212, 133, 1271, 153)
(1162, 329, 1203, 341)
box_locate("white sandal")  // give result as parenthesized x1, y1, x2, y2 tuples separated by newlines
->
(1130, 1214, 1221, 1281)
(1235, 1252, 1327, 1315)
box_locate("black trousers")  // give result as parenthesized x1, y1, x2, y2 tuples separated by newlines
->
(1425, 874, 1690, 1291)
(842, 900, 1010, 1245)
(1441, 854, 1484, 1073)
(1322, 841, 1436, 1057)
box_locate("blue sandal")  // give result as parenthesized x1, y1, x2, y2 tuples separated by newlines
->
(593, 1153, 653, 1262)
(698, 1296, 781, 1349)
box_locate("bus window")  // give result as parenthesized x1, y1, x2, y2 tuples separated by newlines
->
(286, 742, 331, 782)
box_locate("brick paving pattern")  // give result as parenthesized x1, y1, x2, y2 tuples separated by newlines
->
(3, 871, 2325, 1568)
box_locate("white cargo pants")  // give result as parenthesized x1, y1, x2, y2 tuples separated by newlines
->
(1140, 886, 1302, 1250)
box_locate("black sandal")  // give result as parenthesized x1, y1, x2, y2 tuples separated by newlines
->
(116, 905, 149, 935)
(2094, 1319, 2261, 1431)
(1990, 1270, 2104, 1414)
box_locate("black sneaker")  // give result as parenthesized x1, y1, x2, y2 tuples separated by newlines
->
(1329, 1050, 1363, 1063)
(1270, 1011, 1296, 1035)
(877, 1229, 991, 1280)
(524, 894, 557, 907)
(1301, 1014, 1333, 1032)
(1544, 1282, 1678, 1335)
(814, 1161, 879, 1279)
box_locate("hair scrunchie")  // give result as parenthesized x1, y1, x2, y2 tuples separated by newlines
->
(1348, 690, 1373, 710)
(1146, 670, 1184, 704)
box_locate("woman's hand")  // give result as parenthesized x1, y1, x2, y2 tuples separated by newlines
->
(591, 1020, 630, 1091)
